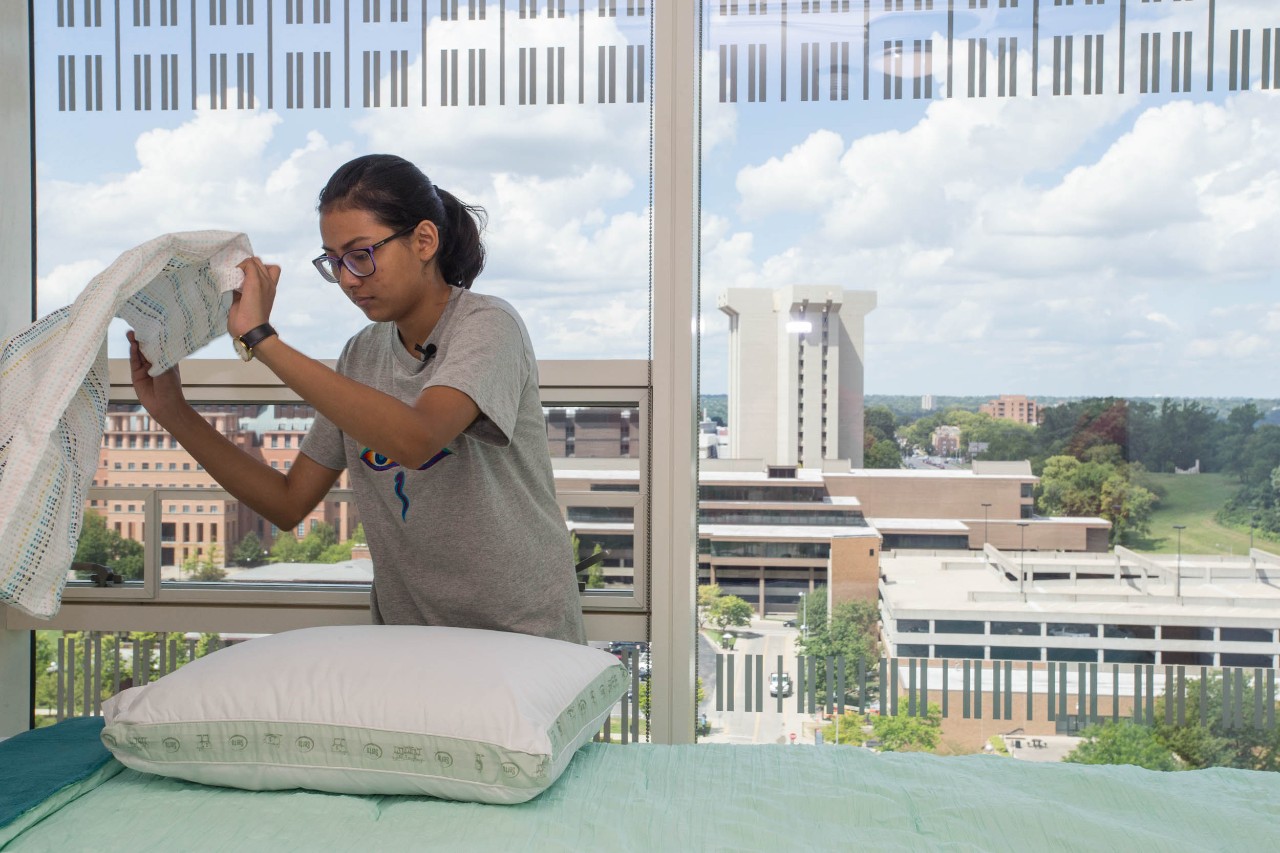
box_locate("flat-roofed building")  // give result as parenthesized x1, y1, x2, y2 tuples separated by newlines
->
(874, 549, 1280, 668)
(555, 457, 1111, 616)
(981, 394, 1040, 425)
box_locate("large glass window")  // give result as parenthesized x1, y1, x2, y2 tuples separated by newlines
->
(696, 0, 1280, 750)
(33, 3, 652, 364)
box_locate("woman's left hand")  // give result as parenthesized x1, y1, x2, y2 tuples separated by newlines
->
(230, 256, 282, 338)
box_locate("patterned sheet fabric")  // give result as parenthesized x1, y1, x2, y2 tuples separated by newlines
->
(0, 231, 252, 618)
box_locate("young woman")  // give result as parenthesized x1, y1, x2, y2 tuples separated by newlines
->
(128, 154, 586, 644)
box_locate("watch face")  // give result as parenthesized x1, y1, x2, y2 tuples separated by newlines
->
(233, 336, 253, 361)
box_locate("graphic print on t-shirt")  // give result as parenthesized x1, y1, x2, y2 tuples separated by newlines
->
(359, 447, 453, 520)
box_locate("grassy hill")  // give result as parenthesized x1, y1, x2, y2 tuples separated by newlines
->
(1132, 473, 1275, 555)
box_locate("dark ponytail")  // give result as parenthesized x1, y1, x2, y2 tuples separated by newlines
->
(433, 187, 487, 290)
(318, 154, 487, 289)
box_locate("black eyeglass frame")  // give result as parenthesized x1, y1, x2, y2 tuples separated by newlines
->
(312, 223, 417, 283)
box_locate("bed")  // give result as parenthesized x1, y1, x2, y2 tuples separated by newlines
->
(4, 718, 1280, 851)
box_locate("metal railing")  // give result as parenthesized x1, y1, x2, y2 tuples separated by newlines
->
(39, 631, 649, 744)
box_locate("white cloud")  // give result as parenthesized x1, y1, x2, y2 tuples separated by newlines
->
(36, 259, 109, 317)
(706, 87, 1280, 395)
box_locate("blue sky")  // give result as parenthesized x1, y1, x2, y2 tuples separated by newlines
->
(32, 1, 1280, 398)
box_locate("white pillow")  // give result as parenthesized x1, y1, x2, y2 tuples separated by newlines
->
(100, 625, 629, 804)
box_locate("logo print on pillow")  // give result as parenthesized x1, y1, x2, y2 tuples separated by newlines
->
(359, 447, 453, 520)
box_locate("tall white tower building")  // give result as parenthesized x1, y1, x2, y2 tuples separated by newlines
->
(717, 286, 877, 468)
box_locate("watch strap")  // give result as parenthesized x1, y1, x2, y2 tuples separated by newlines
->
(238, 323, 277, 352)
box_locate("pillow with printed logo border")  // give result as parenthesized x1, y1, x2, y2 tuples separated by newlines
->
(100, 625, 629, 804)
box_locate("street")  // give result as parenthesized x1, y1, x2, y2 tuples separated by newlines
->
(698, 618, 818, 745)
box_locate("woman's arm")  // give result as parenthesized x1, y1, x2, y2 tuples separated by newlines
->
(230, 257, 480, 469)
(128, 332, 341, 529)
(249, 335, 479, 469)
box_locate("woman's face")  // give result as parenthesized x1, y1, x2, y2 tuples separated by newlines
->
(318, 206, 436, 323)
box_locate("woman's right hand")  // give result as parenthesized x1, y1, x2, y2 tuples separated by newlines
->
(128, 330, 187, 422)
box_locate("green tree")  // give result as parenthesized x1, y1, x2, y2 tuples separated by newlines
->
(585, 543, 606, 589)
(820, 711, 868, 746)
(865, 439, 903, 469)
(319, 540, 356, 563)
(570, 531, 609, 588)
(697, 583, 723, 630)
(351, 523, 367, 544)
(708, 595, 753, 635)
(864, 405, 897, 444)
(1036, 452, 1158, 543)
(796, 591, 881, 704)
(1151, 674, 1280, 772)
(74, 511, 144, 580)
(962, 414, 1038, 462)
(872, 702, 942, 752)
(232, 531, 267, 567)
(299, 522, 338, 562)
(188, 546, 227, 582)
(1099, 468, 1158, 544)
(1064, 721, 1179, 771)
(270, 532, 304, 563)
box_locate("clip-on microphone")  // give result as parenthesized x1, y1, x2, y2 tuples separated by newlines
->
(414, 343, 437, 361)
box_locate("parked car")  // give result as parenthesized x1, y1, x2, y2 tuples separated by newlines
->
(782, 619, 797, 628)
(769, 672, 793, 698)
(609, 641, 649, 657)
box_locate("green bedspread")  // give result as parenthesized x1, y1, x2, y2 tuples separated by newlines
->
(4, 721, 1280, 851)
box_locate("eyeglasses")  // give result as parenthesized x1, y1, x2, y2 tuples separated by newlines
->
(312, 224, 416, 283)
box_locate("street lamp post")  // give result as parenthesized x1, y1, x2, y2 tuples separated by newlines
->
(1251, 514, 1260, 552)
(981, 503, 992, 549)
(1173, 525, 1186, 602)
(1017, 522, 1029, 595)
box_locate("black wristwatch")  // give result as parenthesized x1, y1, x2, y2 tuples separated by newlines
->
(234, 323, 277, 362)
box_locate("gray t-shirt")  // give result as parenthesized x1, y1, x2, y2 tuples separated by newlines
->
(300, 287, 586, 645)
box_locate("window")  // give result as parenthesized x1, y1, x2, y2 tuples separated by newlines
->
(24, 0, 1280, 749)
(1103, 624, 1156, 640)
(991, 622, 1039, 637)
(935, 620, 984, 635)
(1221, 627, 1273, 643)
(1048, 624, 1096, 639)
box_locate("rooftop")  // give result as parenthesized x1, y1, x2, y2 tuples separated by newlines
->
(880, 551, 1280, 624)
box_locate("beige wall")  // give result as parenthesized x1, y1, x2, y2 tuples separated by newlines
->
(827, 474, 1031, 520)
(967, 520, 1107, 552)
(829, 535, 882, 604)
